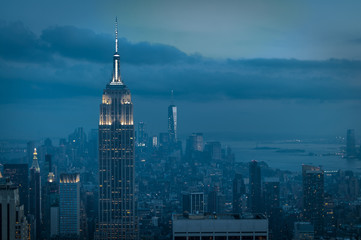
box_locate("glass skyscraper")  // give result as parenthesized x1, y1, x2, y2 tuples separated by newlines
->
(59, 173, 80, 237)
(97, 19, 137, 239)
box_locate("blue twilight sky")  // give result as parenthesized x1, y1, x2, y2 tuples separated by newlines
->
(0, 0, 361, 141)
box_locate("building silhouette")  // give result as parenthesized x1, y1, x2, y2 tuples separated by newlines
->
(2, 163, 29, 214)
(29, 148, 42, 239)
(249, 160, 262, 213)
(59, 173, 80, 237)
(97, 19, 137, 239)
(43, 154, 59, 239)
(232, 173, 245, 214)
(0, 177, 29, 240)
(302, 165, 324, 238)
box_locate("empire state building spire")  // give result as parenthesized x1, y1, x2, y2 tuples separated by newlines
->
(111, 17, 122, 85)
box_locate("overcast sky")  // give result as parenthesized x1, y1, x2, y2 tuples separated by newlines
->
(0, 0, 361, 142)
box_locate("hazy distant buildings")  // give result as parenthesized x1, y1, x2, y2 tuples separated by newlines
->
(0, 178, 28, 240)
(302, 165, 324, 238)
(2, 163, 29, 214)
(29, 148, 42, 239)
(172, 214, 268, 240)
(249, 160, 262, 213)
(187, 133, 204, 152)
(97, 19, 137, 239)
(205, 141, 222, 162)
(59, 173, 80, 237)
(346, 129, 357, 158)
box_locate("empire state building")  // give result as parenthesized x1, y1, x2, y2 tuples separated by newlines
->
(97, 19, 137, 239)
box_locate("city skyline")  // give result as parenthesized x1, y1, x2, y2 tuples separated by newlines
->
(0, 1, 361, 140)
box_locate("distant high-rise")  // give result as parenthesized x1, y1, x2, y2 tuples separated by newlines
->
(168, 90, 177, 145)
(232, 173, 245, 214)
(302, 165, 324, 238)
(346, 129, 357, 158)
(186, 133, 204, 153)
(29, 148, 42, 239)
(0, 177, 29, 240)
(97, 19, 137, 239)
(59, 173, 80, 237)
(137, 121, 147, 146)
(204, 142, 222, 162)
(249, 160, 262, 213)
(3, 163, 29, 214)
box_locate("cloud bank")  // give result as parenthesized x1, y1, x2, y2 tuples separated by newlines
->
(1, 21, 361, 104)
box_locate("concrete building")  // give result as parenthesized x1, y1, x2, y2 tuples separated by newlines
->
(172, 213, 268, 240)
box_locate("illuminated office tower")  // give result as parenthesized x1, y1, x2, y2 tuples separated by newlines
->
(168, 90, 177, 145)
(302, 165, 324, 238)
(29, 148, 42, 239)
(59, 173, 80, 237)
(97, 19, 137, 239)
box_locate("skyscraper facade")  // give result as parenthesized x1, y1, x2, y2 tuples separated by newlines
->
(97, 19, 137, 239)
(302, 165, 324, 238)
(232, 173, 245, 214)
(249, 160, 262, 213)
(29, 148, 42, 239)
(59, 173, 80, 237)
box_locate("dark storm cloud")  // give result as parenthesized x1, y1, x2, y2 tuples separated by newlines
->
(128, 59, 361, 101)
(0, 21, 193, 65)
(1, 21, 361, 103)
(0, 20, 51, 62)
(41, 25, 194, 64)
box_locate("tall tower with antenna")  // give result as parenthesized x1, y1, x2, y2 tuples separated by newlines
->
(97, 18, 137, 239)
